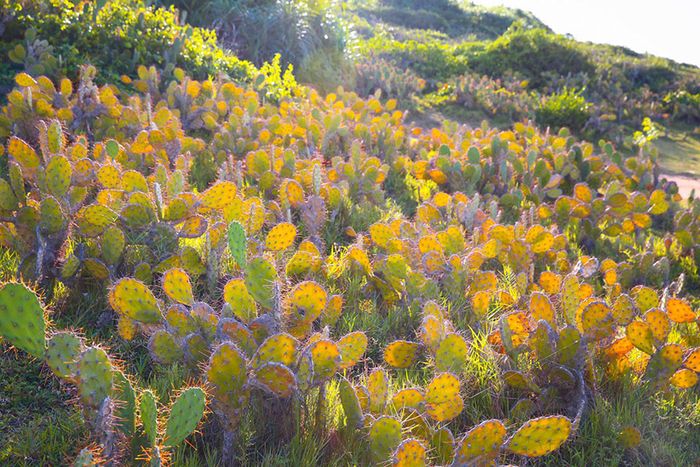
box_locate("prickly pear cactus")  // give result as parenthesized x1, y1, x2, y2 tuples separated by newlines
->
(77, 347, 114, 409)
(140, 389, 159, 447)
(164, 387, 207, 447)
(0, 282, 46, 358)
(455, 419, 506, 464)
(227, 220, 247, 269)
(505, 415, 572, 457)
(46, 331, 83, 378)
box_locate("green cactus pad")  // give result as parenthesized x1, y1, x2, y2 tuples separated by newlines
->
(148, 329, 184, 365)
(510, 398, 536, 422)
(46, 331, 83, 379)
(435, 332, 468, 373)
(164, 387, 206, 447)
(113, 370, 136, 436)
(503, 370, 541, 393)
(0, 282, 46, 358)
(253, 362, 297, 397)
(390, 388, 423, 411)
(46, 120, 65, 154)
(0, 179, 18, 211)
(46, 155, 72, 197)
(530, 320, 556, 362)
(76, 205, 118, 238)
(558, 326, 581, 366)
(245, 257, 277, 310)
(8, 163, 26, 205)
(140, 389, 159, 447)
(578, 300, 614, 340)
(367, 368, 389, 415)
(218, 318, 257, 357)
(339, 377, 364, 429)
(223, 279, 257, 323)
(612, 294, 636, 325)
(39, 196, 66, 234)
(77, 347, 113, 408)
(369, 416, 402, 463)
(505, 415, 572, 457)
(165, 305, 196, 337)
(626, 320, 655, 355)
(337, 331, 368, 369)
(8, 137, 40, 178)
(109, 278, 161, 323)
(227, 220, 247, 269)
(101, 227, 126, 265)
(288, 280, 327, 324)
(644, 344, 683, 382)
(83, 258, 110, 281)
(206, 342, 249, 417)
(184, 332, 210, 367)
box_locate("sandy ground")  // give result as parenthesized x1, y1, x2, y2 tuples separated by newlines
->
(663, 173, 700, 199)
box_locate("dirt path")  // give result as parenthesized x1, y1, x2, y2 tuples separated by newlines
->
(663, 173, 700, 199)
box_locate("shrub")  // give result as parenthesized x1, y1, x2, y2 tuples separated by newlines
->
(2, 0, 257, 85)
(354, 54, 425, 100)
(359, 35, 471, 84)
(535, 87, 591, 131)
(663, 90, 700, 124)
(165, 0, 351, 88)
(470, 26, 595, 88)
(452, 72, 535, 121)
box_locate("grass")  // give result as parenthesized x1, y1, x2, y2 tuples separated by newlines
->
(1, 256, 699, 465)
(654, 129, 700, 177)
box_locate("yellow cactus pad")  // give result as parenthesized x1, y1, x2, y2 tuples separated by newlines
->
(505, 415, 571, 457)
(265, 222, 297, 251)
(162, 268, 194, 306)
(392, 438, 427, 467)
(455, 419, 506, 464)
(384, 340, 421, 368)
(665, 298, 696, 323)
(424, 372, 463, 422)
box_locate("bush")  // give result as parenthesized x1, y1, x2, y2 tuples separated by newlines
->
(164, 0, 351, 88)
(452, 72, 535, 121)
(663, 90, 700, 124)
(360, 35, 471, 84)
(535, 87, 591, 131)
(354, 54, 425, 100)
(470, 26, 595, 88)
(1, 0, 257, 86)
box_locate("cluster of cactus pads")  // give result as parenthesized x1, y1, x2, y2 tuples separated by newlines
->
(0, 64, 698, 465)
(0, 282, 206, 466)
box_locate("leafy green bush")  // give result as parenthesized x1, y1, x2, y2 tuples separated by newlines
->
(535, 87, 591, 131)
(470, 26, 595, 88)
(663, 90, 700, 124)
(359, 35, 472, 84)
(2, 0, 257, 85)
(164, 0, 351, 88)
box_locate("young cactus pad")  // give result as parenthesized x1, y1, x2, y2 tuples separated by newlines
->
(0, 282, 46, 358)
(164, 387, 207, 447)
